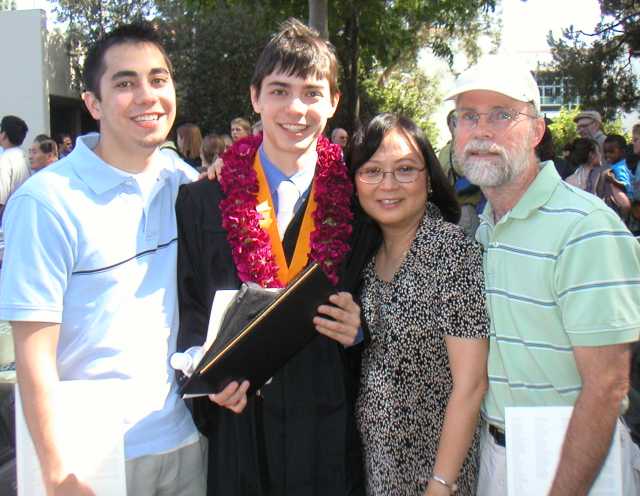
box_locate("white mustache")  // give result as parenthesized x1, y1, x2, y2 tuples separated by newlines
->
(463, 140, 508, 160)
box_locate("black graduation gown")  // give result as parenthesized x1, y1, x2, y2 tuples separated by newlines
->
(175, 178, 378, 496)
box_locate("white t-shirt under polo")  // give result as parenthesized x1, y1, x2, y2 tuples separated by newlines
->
(0, 134, 199, 459)
(0, 146, 30, 206)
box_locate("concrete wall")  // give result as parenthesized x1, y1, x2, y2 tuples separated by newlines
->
(0, 9, 49, 146)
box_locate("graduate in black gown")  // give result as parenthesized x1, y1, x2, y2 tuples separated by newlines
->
(175, 18, 378, 496)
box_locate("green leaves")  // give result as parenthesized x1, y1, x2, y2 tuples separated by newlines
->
(547, 1, 640, 120)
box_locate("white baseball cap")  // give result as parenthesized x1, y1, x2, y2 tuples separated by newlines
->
(444, 55, 541, 113)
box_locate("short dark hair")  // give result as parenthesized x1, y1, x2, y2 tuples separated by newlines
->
(251, 18, 339, 99)
(0, 115, 28, 146)
(54, 133, 71, 145)
(83, 22, 172, 100)
(535, 119, 556, 162)
(569, 138, 599, 167)
(38, 139, 58, 157)
(348, 113, 460, 224)
(604, 134, 627, 149)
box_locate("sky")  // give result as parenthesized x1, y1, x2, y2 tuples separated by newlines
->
(500, 0, 602, 60)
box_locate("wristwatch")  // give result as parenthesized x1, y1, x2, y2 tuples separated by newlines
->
(431, 474, 458, 493)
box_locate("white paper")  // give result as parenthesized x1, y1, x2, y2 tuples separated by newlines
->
(181, 290, 238, 399)
(203, 290, 239, 351)
(505, 406, 622, 496)
(16, 380, 126, 495)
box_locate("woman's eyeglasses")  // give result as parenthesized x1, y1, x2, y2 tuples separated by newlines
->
(357, 166, 426, 184)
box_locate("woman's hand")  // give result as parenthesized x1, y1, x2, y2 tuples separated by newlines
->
(208, 380, 250, 414)
(313, 292, 361, 346)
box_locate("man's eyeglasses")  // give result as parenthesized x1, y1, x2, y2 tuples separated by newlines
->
(357, 166, 426, 184)
(576, 121, 595, 130)
(452, 108, 538, 131)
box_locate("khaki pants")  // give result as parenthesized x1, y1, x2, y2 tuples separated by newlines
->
(125, 437, 207, 496)
(476, 421, 640, 495)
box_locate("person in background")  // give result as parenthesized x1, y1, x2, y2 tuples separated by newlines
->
(574, 110, 606, 158)
(627, 124, 640, 234)
(536, 118, 573, 179)
(0, 115, 30, 221)
(230, 117, 251, 142)
(446, 54, 640, 495)
(177, 123, 203, 170)
(28, 139, 58, 172)
(561, 141, 574, 161)
(199, 133, 225, 173)
(252, 120, 263, 135)
(349, 113, 489, 495)
(54, 133, 74, 158)
(604, 134, 633, 197)
(439, 110, 484, 238)
(565, 138, 603, 192)
(566, 138, 631, 219)
(330, 127, 349, 149)
(221, 134, 233, 150)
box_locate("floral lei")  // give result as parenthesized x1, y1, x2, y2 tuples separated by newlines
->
(218, 134, 353, 288)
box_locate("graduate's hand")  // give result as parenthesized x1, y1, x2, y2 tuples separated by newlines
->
(208, 380, 250, 414)
(314, 292, 361, 346)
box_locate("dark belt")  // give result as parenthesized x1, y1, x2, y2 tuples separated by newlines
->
(488, 424, 506, 447)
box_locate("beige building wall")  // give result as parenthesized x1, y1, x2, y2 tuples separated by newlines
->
(0, 9, 49, 146)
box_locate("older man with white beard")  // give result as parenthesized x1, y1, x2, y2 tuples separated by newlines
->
(446, 56, 640, 495)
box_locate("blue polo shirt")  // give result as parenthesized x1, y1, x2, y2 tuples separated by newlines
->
(0, 134, 199, 459)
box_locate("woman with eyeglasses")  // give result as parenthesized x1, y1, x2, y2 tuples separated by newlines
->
(348, 114, 489, 496)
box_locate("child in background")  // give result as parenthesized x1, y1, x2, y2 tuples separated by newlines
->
(604, 134, 633, 197)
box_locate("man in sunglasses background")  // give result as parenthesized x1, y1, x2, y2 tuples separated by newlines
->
(446, 55, 640, 495)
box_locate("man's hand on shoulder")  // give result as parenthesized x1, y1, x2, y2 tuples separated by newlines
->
(198, 158, 224, 182)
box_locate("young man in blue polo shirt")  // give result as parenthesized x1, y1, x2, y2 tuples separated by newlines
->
(0, 24, 204, 495)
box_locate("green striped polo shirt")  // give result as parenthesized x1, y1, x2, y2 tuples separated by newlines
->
(477, 161, 640, 429)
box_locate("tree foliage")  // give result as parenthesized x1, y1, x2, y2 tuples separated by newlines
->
(547, 0, 640, 120)
(155, 1, 271, 134)
(50, 0, 497, 137)
(52, 0, 155, 90)
(360, 63, 441, 143)
(154, 0, 497, 132)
